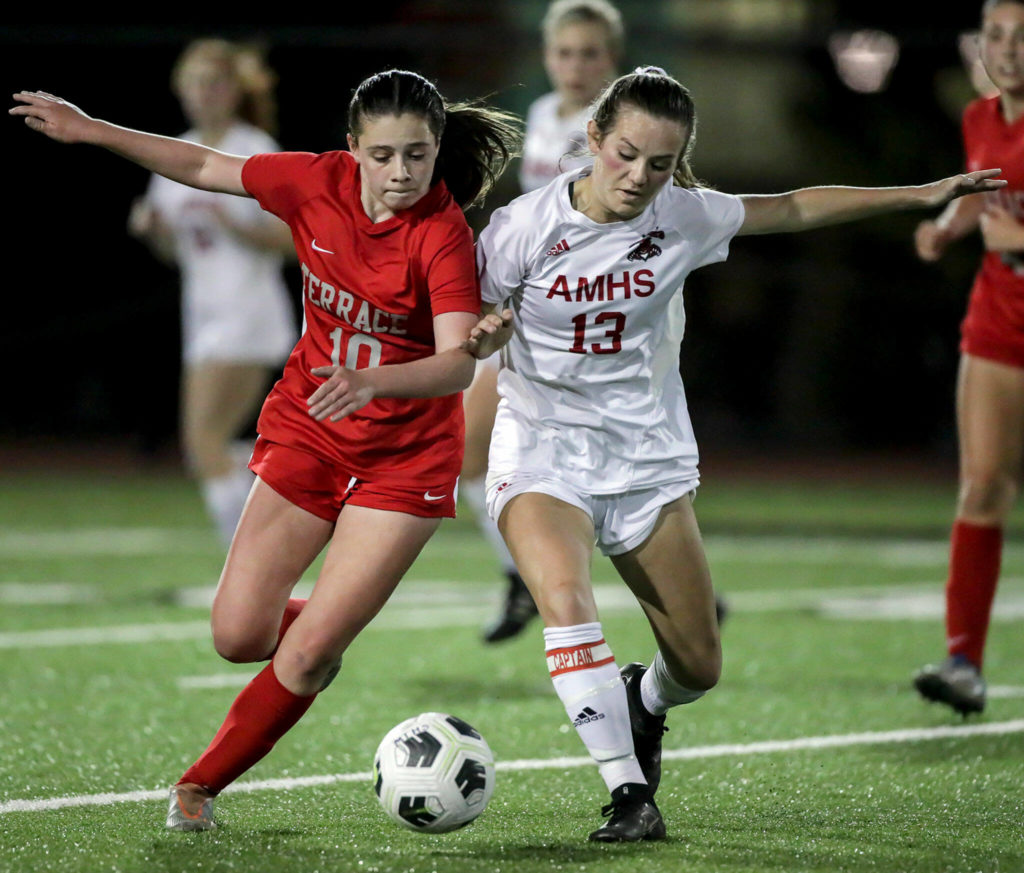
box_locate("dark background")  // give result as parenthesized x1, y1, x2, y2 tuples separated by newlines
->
(0, 2, 993, 468)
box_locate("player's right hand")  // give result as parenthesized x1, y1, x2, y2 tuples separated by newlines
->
(914, 219, 950, 262)
(460, 308, 514, 360)
(9, 91, 95, 144)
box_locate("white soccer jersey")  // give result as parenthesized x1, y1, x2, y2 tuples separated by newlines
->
(145, 122, 297, 365)
(477, 168, 745, 494)
(518, 92, 593, 193)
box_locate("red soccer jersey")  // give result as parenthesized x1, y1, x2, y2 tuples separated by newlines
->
(241, 150, 480, 483)
(961, 96, 1024, 363)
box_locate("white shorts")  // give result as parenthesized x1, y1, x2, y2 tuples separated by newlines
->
(485, 473, 698, 556)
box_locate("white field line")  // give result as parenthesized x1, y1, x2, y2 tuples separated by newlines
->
(2, 719, 1023, 816)
(6, 577, 1024, 651)
(6, 525, 1024, 566)
(0, 582, 99, 604)
(989, 686, 1024, 699)
(0, 528, 213, 556)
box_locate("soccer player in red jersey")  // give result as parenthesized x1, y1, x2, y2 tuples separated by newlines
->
(913, 0, 1024, 716)
(11, 69, 520, 829)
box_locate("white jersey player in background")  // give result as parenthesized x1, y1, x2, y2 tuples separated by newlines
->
(470, 0, 623, 644)
(129, 39, 297, 547)
(464, 66, 1005, 842)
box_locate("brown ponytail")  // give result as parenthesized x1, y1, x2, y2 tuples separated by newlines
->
(348, 69, 522, 211)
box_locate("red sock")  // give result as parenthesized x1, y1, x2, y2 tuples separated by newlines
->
(945, 520, 1002, 669)
(178, 661, 316, 794)
(262, 598, 308, 660)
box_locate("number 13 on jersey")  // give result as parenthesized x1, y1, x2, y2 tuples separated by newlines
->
(569, 311, 626, 355)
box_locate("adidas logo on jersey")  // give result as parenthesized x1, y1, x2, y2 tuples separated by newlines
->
(573, 706, 605, 727)
(546, 238, 570, 257)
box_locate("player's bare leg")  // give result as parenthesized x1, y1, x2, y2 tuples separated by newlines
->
(181, 361, 271, 546)
(170, 496, 441, 828)
(272, 505, 441, 696)
(915, 354, 1024, 715)
(498, 493, 664, 841)
(611, 494, 722, 793)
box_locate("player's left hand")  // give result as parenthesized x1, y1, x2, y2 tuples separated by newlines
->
(928, 168, 1006, 206)
(979, 203, 1024, 252)
(459, 309, 514, 360)
(308, 365, 375, 422)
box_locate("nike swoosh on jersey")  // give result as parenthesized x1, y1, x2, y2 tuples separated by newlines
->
(311, 239, 335, 254)
(424, 492, 446, 501)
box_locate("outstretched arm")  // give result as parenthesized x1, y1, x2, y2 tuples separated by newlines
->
(10, 91, 249, 196)
(737, 169, 1005, 237)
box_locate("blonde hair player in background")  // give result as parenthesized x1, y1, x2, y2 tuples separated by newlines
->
(470, 0, 625, 643)
(129, 38, 298, 547)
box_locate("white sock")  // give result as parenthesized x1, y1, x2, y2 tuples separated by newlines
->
(544, 623, 646, 793)
(200, 465, 254, 548)
(461, 475, 517, 574)
(640, 650, 707, 716)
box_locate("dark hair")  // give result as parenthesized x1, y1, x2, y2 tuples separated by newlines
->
(347, 69, 522, 210)
(590, 66, 701, 189)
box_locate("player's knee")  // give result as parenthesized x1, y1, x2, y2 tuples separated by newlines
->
(212, 628, 274, 664)
(278, 637, 346, 693)
(958, 471, 1018, 520)
(662, 640, 721, 693)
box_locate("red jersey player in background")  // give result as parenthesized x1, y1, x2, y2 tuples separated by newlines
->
(912, 0, 1024, 717)
(11, 68, 520, 830)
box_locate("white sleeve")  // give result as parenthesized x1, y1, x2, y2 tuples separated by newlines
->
(476, 204, 529, 306)
(685, 190, 746, 270)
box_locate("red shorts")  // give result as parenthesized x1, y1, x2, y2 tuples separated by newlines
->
(249, 438, 458, 521)
(960, 326, 1024, 369)
(960, 276, 1024, 369)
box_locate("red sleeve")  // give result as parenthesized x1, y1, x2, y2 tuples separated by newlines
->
(241, 151, 323, 221)
(422, 216, 481, 317)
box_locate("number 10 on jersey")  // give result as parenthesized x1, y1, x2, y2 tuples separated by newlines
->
(330, 327, 383, 369)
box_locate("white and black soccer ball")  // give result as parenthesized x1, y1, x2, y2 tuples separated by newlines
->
(373, 712, 495, 833)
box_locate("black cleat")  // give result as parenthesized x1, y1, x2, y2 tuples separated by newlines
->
(621, 662, 668, 794)
(715, 595, 729, 626)
(588, 783, 666, 842)
(482, 571, 539, 644)
(913, 655, 986, 716)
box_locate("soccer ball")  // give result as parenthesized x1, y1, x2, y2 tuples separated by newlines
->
(373, 712, 495, 833)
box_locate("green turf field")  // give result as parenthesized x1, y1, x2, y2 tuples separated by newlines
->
(0, 459, 1021, 873)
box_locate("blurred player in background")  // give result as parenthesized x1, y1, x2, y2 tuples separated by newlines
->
(472, 0, 726, 643)
(12, 67, 519, 832)
(129, 38, 298, 548)
(471, 0, 623, 643)
(912, 0, 1024, 716)
(465, 66, 1004, 841)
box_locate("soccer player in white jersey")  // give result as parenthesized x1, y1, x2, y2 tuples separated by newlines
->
(471, 0, 623, 643)
(128, 39, 297, 547)
(464, 66, 1005, 842)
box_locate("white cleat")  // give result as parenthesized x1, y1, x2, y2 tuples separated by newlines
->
(166, 785, 216, 831)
